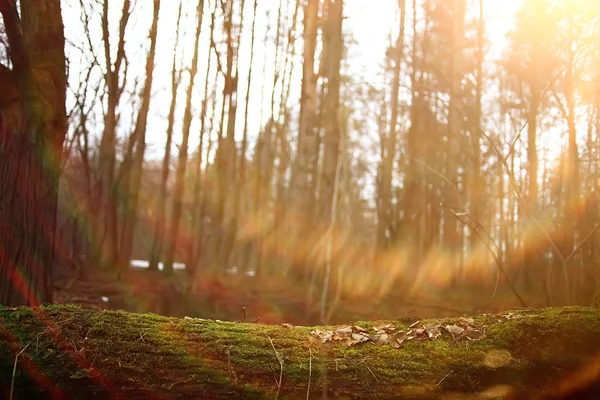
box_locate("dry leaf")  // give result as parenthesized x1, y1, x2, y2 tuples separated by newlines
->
(371, 333, 390, 345)
(424, 323, 441, 340)
(311, 329, 333, 343)
(374, 324, 396, 333)
(444, 324, 465, 340)
(353, 325, 369, 333)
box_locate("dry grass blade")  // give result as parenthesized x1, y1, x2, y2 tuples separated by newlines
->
(10, 342, 31, 400)
(365, 364, 380, 383)
(306, 345, 312, 400)
(437, 369, 454, 386)
(264, 333, 283, 400)
(226, 348, 238, 382)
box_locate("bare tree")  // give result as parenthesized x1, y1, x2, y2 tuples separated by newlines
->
(148, 2, 184, 272)
(163, 0, 205, 274)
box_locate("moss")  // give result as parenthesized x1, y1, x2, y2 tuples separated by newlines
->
(1, 306, 600, 399)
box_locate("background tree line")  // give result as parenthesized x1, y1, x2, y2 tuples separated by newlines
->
(3, 0, 599, 322)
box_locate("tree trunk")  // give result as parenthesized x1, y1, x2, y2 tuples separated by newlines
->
(218, 0, 243, 269)
(119, 0, 161, 271)
(319, 0, 344, 323)
(379, 0, 406, 250)
(148, 3, 184, 272)
(187, 7, 217, 278)
(292, 0, 319, 282)
(234, 0, 259, 274)
(0, 0, 67, 306)
(444, 0, 465, 282)
(163, 0, 205, 274)
(2, 306, 600, 400)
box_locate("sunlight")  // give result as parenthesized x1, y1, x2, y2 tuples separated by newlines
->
(4, 0, 600, 397)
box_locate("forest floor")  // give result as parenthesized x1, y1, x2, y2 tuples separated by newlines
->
(53, 260, 550, 326)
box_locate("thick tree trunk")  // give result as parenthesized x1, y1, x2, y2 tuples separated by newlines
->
(2, 306, 600, 399)
(0, 137, 59, 306)
(0, 0, 67, 306)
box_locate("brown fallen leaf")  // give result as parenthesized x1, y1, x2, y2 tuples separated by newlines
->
(373, 324, 396, 334)
(353, 325, 369, 333)
(443, 324, 465, 340)
(424, 323, 441, 340)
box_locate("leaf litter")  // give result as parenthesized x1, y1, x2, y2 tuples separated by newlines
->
(310, 312, 528, 349)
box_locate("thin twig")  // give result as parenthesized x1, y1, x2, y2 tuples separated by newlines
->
(565, 224, 600, 263)
(10, 343, 31, 400)
(306, 345, 312, 400)
(365, 364, 379, 383)
(453, 210, 526, 307)
(437, 369, 454, 386)
(264, 333, 283, 400)
(226, 348, 238, 382)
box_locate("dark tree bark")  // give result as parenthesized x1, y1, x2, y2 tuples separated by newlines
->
(0, 0, 68, 306)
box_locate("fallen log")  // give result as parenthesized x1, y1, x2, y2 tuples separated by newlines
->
(1, 305, 600, 399)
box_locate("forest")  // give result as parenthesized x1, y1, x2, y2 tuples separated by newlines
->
(1, 0, 600, 398)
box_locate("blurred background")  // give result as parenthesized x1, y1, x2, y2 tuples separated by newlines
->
(19, 0, 600, 325)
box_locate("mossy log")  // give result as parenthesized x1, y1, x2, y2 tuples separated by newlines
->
(1, 305, 600, 399)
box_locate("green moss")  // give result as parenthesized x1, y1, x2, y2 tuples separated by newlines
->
(1, 306, 600, 399)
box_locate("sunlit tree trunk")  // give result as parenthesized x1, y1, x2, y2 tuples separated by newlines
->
(470, 0, 484, 244)
(235, 0, 259, 274)
(119, 0, 161, 271)
(563, 15, 579, 300)
(444, 0, 465, 282)
(403, 0, 422, 264)
(379, 0, 406, 250)
(98, 0, 131, 270)
(0, 0, 67, 306)
(163, 0, 205, 274)
(148, 3, 184, 272)
(187, 7, 217, 277)
(275, 0, 301, 276)
(251, 5, 275, 279)
(293, 0, 320, 283)
(522, 87, 540, 291)
(319, 0, 344, 323)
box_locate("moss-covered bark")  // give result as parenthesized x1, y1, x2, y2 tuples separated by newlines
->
(1, 305, 600, 399)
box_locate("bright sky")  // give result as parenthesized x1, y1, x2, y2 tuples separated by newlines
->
(62, 0, 524, 159)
